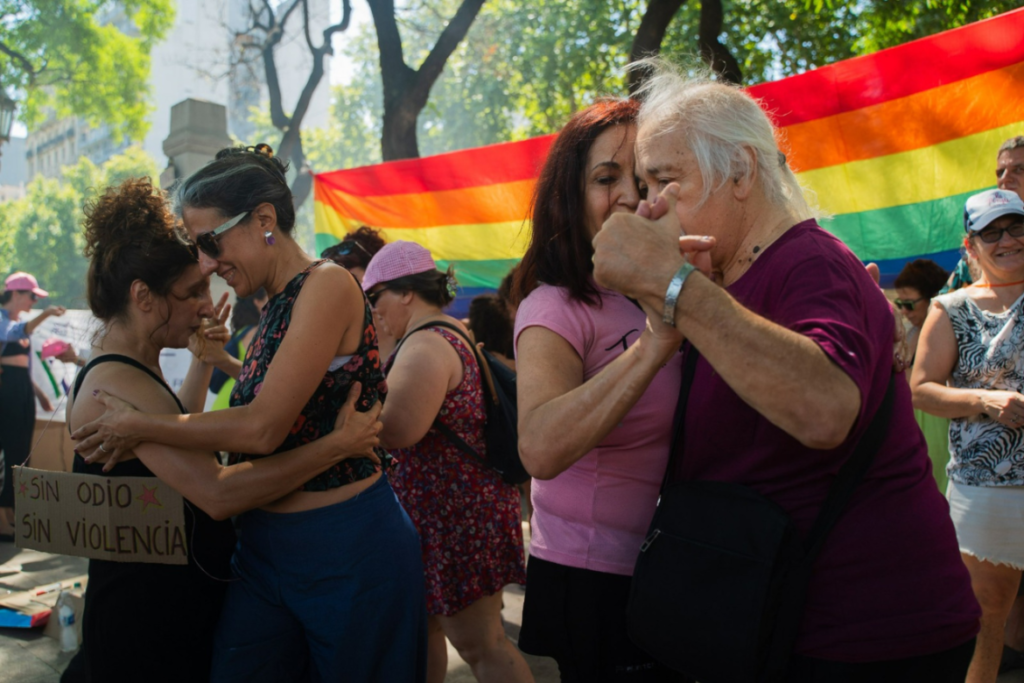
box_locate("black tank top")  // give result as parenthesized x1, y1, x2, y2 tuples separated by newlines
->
(71, 354, 236, 577)
(69, 355, 236, 681)
(1, 338, 30, 357)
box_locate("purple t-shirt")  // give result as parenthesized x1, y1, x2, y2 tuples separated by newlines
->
(675, 220, 979, 661)
(515, 283, 683, 575)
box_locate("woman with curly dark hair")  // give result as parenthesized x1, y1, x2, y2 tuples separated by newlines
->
(71, 147, 427, 682)
(63, 177, 385, 681)
(320, 225, 387, 284)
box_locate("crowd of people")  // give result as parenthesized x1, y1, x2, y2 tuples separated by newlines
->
(3, 58, 1024, 683)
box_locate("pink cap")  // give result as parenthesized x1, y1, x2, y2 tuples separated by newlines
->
(361, 241, 438, 291)
(4, 272, 48, 298)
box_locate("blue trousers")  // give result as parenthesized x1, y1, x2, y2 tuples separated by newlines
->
(211, 475, 428, 683)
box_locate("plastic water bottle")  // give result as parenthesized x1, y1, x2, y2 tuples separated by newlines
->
(56, 591, 77, 652)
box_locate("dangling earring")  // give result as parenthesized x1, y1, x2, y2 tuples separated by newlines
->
(264, 230, 276, 246)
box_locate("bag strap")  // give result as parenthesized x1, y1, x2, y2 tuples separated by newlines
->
(393, 319, 499, 405)
(803, 374, 896, 557)
(664, 347, 896, 553)
(390, 319, 498, 473)
(660, 345, 700, 494)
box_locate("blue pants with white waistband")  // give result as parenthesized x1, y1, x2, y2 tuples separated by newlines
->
(211, 474, 428, 683)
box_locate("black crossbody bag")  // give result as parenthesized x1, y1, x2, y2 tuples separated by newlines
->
(627, 349, 896, 683)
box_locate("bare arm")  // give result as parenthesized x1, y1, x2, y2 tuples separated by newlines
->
(517, 324, 678, 480)
(910, 301, 1024, 426)
(73, 372, 382, 521)
(24, 306, 65, 335)
(593, 186, 861, 450)
(73, 265, 366, 456)
(379, 327, 462, 450)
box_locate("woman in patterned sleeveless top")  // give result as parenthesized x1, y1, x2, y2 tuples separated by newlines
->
(914, 189, 1024, 683)
(364, 241, 532, 683)
(72, 146, 428, 682)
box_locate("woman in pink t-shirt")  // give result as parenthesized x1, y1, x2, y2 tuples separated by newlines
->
(511, 99, 688, 682)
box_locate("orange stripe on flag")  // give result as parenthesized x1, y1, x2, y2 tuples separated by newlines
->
(784, 61, 1024, 172)
(315, 179, 537, 229)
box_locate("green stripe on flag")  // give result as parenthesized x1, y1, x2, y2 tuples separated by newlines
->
(823, 188, 986, 262)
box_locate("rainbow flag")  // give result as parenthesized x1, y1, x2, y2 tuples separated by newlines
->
(314, 8, 1024, 291)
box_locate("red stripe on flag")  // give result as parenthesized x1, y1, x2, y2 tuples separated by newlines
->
(316, 135, 557, 197)
(748, 7, 1024, 128)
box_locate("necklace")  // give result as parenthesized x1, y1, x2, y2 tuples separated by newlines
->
(971, 278, 1024, 289)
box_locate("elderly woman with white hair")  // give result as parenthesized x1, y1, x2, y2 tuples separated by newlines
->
(591, 60, 980, 681)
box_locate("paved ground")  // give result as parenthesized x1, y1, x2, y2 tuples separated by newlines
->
(0, 535, 558, 683)
(4, 538, 1024, 683)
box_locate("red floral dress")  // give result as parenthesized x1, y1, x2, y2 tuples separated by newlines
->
(386, 327, 526, 616)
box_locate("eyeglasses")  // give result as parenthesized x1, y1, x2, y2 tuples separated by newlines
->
(366, 287, 392, 307)
(194, 211, 251, 258)
(19, 290, 39, 302)
(894, 297, 924, 311)
(974, 222, 1024, 244)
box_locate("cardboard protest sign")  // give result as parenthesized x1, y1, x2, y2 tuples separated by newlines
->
(13, 467, 188, 565)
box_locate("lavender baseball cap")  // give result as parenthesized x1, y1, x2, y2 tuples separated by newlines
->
(361, 241, 439, 291)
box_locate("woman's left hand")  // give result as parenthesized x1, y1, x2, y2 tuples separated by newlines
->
(72, 390, 143, 472)
(189, 293, 232, 363)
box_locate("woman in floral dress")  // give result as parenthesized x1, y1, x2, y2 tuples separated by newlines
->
(364, 241, 532, 683)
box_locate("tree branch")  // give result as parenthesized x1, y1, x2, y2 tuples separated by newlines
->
(0, 38, 40, 81)
(367, 0, 416, 98)
(698, 0, 742, 84)
(628, 0, 685, 93)
(409, 0, 486, 108)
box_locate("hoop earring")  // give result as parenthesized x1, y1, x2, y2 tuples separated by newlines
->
(264, 230, 276, 246)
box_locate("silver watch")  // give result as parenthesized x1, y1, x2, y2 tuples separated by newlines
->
(662, 261, 696, 327)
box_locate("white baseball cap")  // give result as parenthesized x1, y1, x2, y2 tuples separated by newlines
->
(964, 189, 1024, 233)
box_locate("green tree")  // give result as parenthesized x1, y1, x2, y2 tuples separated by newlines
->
(303, 0, 1021, 174)
(0, 146, 159, 307)
(1, 0, 175, 141)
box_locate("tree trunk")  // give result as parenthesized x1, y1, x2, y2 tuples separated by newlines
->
(369, 0, 486, 161)
(628, 0, 686, 93)
(698, 0, 742, 84)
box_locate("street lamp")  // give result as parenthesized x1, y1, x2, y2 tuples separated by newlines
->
(0, 90, 16, 171)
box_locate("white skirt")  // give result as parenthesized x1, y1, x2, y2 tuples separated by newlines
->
(947, 480, 1024, 570)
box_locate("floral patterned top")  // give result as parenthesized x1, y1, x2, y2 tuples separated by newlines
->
(229, 260, 391, 491)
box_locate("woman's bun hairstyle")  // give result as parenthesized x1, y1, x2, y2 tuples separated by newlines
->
(174, 143, 295, 234)
(84, 177, 197, 321)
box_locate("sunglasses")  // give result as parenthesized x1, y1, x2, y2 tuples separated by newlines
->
(974, 222, 1024, 244)
(327, 240, 372, 258)
(366, 287, 392, 307)
(21, 291, 39, 302)
(194, 211, 251, 258)
(893, 297, 924, 311)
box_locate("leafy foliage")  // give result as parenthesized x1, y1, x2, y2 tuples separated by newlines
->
(1, 0, 175, 141)
(0, 146, 159, 306)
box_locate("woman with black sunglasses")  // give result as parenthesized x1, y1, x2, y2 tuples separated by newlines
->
(70, 145, 428, 682)
(913, 189, 1024, 683)
(892, 259, 950, 491)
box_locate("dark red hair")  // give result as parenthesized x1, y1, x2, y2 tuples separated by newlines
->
(511, 99, 640, 307)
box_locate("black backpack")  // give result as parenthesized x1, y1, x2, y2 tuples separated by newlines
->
(393, 320, 529, 485)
